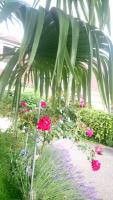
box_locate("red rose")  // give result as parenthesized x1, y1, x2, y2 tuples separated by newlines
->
(41, 101, 47, 108)
(37, 116, 51, 131)
(91, 160, 101, 171)
(21, 101, 27, 107)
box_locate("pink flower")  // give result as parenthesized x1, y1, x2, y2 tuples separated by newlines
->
(95, 146, 103, 155)
(80, 98, 85, 108)
(37, 116, 51, 131)
(21, 101, 27, 107)
(91, 160, 101, 171)
(41, 101, 47, 108)
(86, 129, 93, 137)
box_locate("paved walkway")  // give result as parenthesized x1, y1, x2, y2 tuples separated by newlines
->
(53, 139, 113, 200)
(0, 117, 12, 132)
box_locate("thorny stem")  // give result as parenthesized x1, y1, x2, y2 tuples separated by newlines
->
(29, 101, 41, 200)
(25, 130, 29, 153)
(30, 136, 37, 200)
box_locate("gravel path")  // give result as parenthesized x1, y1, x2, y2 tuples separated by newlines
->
(53, 139, 113, 200)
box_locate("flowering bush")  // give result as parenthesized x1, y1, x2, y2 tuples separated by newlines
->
(79, 108, 113, 146)
(18, 100, 102, 174)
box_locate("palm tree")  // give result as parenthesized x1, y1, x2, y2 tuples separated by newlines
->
(0, 0, 113, 112)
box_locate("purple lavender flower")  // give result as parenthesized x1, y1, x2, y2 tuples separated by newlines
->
(51, 144, 98, 200)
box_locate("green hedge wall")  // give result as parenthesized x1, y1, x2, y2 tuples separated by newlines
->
(79, 108, 113, 146)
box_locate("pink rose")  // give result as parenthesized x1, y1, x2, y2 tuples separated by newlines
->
(91, 160, 101, 171)
(37, 116, 51, 131)
(41, 101, 47, 108)
(86, 129, 94, 137)
(21, 101, 27, 107)
(95, 146, 103, 155)
(80, 98, 85, 108)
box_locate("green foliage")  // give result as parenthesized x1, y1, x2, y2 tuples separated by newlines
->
(46, 105, 80, 141)
(10, 151, 30, 200)
(18, 98, 113, 146)
(18, 103, 81, 142)
(79, 108, 113, 146)
(19, 110, 37, 129)
(21, 92, 39, 109)
(0, 131, 23, 199)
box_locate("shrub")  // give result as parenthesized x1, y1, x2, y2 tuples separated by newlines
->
(78, 108, 113, 146)
(18, 105, 80, 141)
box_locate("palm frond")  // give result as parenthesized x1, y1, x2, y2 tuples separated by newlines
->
(0, 1, 113, 111)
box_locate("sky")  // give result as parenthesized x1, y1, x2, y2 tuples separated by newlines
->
(0, 0, 113, 42)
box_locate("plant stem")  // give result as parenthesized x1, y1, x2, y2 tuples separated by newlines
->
(30, 101, 41, 200)
(30, 138, 37, 200)
(25, 130, 29, 153)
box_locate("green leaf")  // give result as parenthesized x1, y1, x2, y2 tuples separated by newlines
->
(0, 50, 19, 97)
(28, 7, 45, 66)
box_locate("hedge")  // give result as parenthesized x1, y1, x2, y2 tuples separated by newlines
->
(78, 108, 113, 146)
